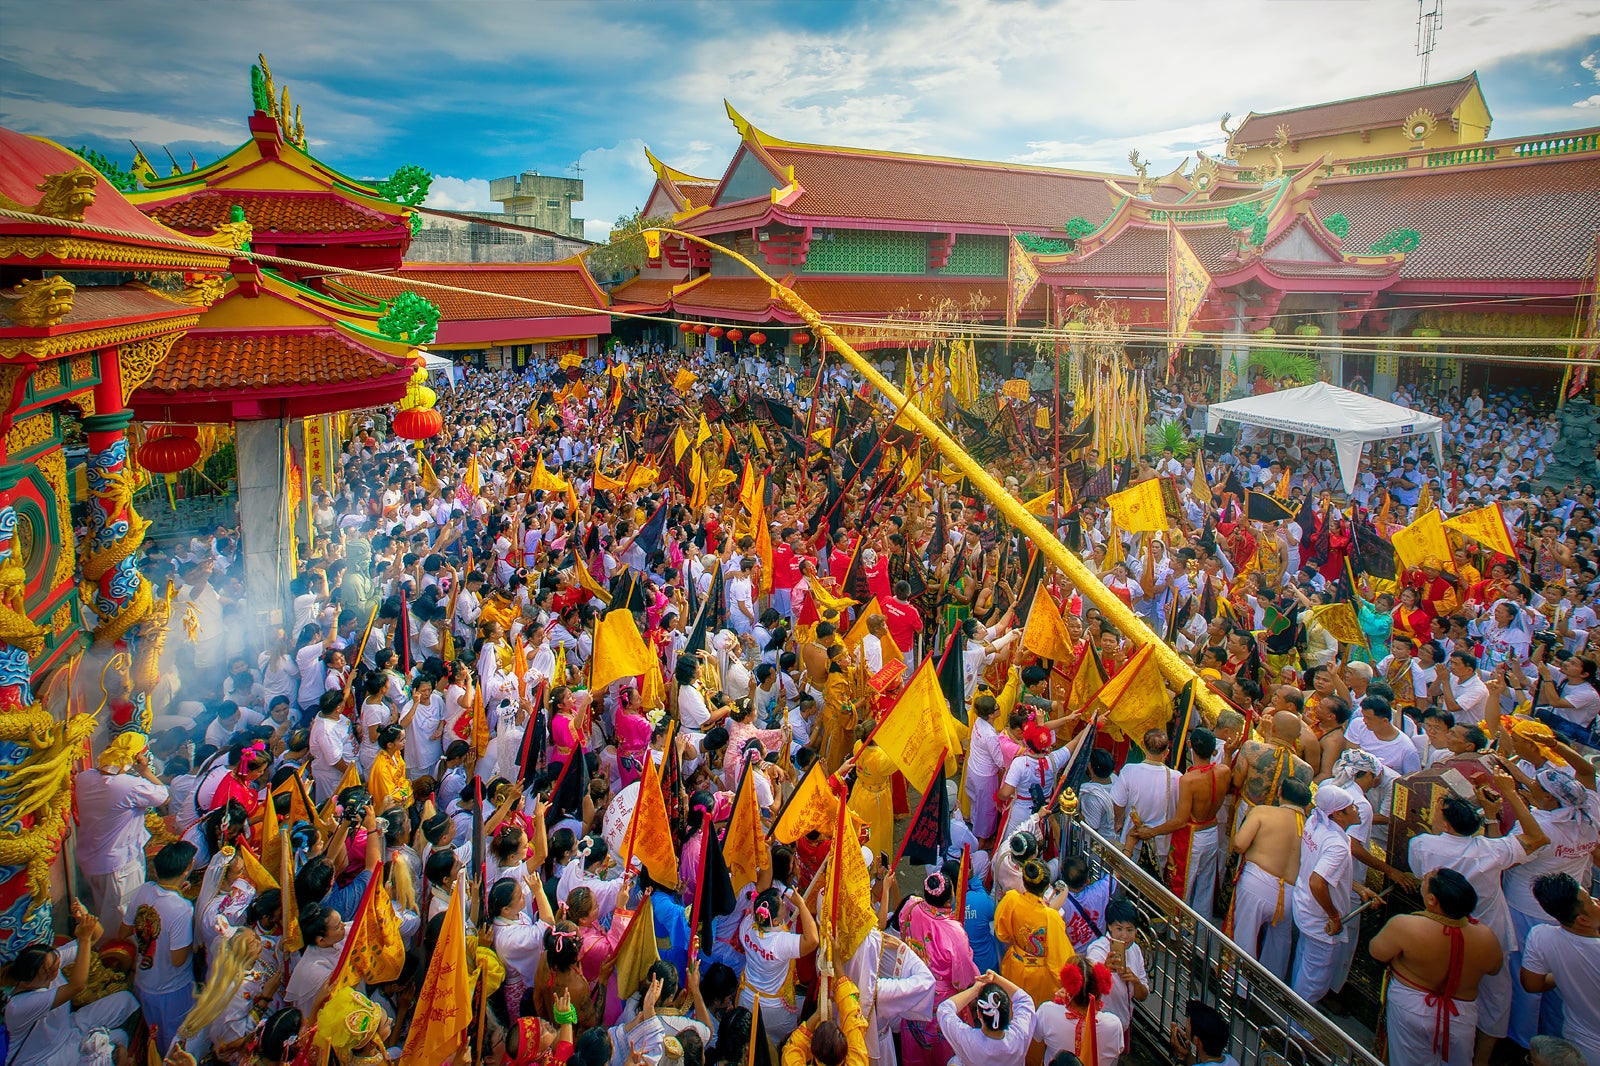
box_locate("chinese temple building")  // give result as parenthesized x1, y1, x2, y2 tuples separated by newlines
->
(0, 125, 232, 958)
(623, 86, 1598, 398)
(123, 59, 431, 631)
(330, 259, 612, 371)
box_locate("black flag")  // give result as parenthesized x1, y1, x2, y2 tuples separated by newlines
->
(937, 630, 967, 725)
(694, 822, 738, 947)
(634, 500, 669, 560)
(547, 740, 589, 827)
(1245, 491, 1298, 524)
(898, 765, 950, 866)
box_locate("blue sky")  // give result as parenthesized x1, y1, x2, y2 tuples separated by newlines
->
(2, 0, 1597, 242)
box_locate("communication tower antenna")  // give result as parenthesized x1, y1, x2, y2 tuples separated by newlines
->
(569, 159, 585, 181)
(1416, 0, 1445, 85)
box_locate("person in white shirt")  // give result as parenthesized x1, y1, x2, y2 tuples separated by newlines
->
(1111, 730, 1180, 864)
(1409, 773, 1549, 1054)
(738, 886, 819, 1044)
(75, 733, 170, 935)
(308, 690, 356, 801)
(119, 841, 198, 1054)
(963, 692, 1008, 840)
(1032, 957, 1121, 1066)
(1081, 899, 1149, 1042)
(1437, 650, 1492, 727)
(284, 903, 349, 1015)
(4, 904, 137, 1066)
(936, 971, 1036, 1066)
(1520, 872, 1600, 1066)
(1291, 784, 1361, 1007)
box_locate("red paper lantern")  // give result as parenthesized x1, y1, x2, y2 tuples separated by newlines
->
(391, 407, 443, 441)
(709, 326, 725, 338)
(145, 424, 200, 441)
(678, 322, 694, 333)
(749, 331, 767, 345)
(139, 435, 201, 474)
(693, 323, 708, 335)
(792, 332, 812, 346)
(726, 329, 744, 343)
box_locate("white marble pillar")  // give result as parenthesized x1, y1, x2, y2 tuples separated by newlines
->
(236, 418, 293, 638)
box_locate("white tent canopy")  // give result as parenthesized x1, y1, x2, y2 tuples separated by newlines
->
(421, 350, 462, 387)
(1205, 381, 1445, 495)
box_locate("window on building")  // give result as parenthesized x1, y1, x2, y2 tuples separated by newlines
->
(546, 199, 561, 208)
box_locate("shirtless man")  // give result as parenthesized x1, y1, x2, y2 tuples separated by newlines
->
(1134, 728, 1233, 917)
(1302, 694, 1350, 782)
(1370, 868, 1504, 1066)
(799, 620, 833, 700)
(1231, 711, 1314, 828)
(1228, 777, 1310, 981)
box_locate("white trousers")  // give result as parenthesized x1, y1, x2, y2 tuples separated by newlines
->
(1386, 978, 1476, 1066)
(84, 859, 145, 933)
(1290, 930, 1339, 1006)
(1474, 963, 1511, 1039)
(1183, 825, 1219, 919)
(1231, 860, 1293, 980)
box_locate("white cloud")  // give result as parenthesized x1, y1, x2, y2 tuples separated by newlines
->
(570, 139, 658, 242)
(0, 93, 239, 148)
(424, 176, 493, 211)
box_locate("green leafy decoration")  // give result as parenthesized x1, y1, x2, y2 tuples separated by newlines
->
(1224, 201, 1261, 231)
(1063, 217, 1097, 241)
(1016, 232, 1073, 255)
(376, 164, 433, 207)
(1323, 213, 1349, 239)
(1250, 213, 1270, 247)
(410, 212, 423, 238)
(1248, 348, 1322, 384)
(1154, 419, 1194, 458)
(377, 291, 441, 345)
(73, 147, 137, 193)
(250, 64, 271, 112)
(1368, 228, 1421, 255)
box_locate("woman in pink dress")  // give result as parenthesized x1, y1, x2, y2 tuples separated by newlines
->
(720, 699, 784, 790)
(897, 870, 979, 1066)
(612, 688, 653, 789)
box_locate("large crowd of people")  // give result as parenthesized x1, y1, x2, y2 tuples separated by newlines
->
(45, 338, 1600, 1066)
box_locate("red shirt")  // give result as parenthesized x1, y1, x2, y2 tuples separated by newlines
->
(771, 544, 801, 591)
(865, 556, 891, 601)
(880, 597, 923, 652)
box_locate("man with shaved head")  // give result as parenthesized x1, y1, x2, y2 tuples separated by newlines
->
(1231, 711, 1314, 825)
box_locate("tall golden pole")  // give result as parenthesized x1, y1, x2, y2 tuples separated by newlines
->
(648, 227, 1226, 724)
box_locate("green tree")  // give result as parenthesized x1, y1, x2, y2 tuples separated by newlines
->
(584, 209, 670, 283)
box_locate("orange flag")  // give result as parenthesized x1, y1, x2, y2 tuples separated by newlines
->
(1021, 589, 1075, 663)
(869, 658, 965, 793)
(331, 872, 406, 992)
(773, 762, 841, 844)
(400, 883, 472, 1066)
(1096, 643, 1170, 742)
(723, 762, 768, 891)
(623, 747, 679, 889)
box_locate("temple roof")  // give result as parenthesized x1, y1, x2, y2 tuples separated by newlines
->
(644, 148, 719, 212)
(145, 329, 407, 393)
(1235, 73, 1483, 145)
(670, 275, 1019, 323)
(608, 274, 681, 312)
(1312, 152, 1600, 282)
(332, 261, 608, 321)
(0, 127, 232, 273)
(147, 189, 402, 238)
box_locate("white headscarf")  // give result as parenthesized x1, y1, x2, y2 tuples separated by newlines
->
(1308, 783, 1355, 833)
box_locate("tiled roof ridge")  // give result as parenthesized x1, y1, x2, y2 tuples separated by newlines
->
(1244, 71, 1477, 124)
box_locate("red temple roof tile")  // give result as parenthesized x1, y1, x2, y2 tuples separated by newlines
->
(333, 262, 607, 321)
(145, 329, 406, 393)
(147, 189, 400, 236)
(672, 276, 1013, 318)
(1313, 157, 1600, 280)
(0, 285, 193, 331)
(609, 275, 679, 309)
(1236, 73, 1481, 145)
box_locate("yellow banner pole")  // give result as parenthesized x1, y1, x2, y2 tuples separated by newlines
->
(648, 226, 1226, 725)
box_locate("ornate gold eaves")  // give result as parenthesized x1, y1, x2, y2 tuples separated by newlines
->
(0, 276, 74, 328)
(0, 315, 197, 362)
(194, 219, 253, 253)
(118, 332, 182, 403)
(0, 166, 98, 223)
(4, 413, 52, 455)
(0, 235, 230, 273)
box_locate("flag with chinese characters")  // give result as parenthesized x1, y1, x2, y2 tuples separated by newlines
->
(1106, 478, 1167, 533)
(400, 883, 471, 1066)
(1168, 221, 1212, 374)
(1007, 235, 1041, 332)
(1022, 588, 1075, 663)
(773, 762, 841, 843)
(872, 659, 965, 793)
(331, 871, 405, 993)
(1443, 503, 1517, 559)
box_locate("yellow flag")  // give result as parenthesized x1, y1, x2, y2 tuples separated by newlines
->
(843, 597, 901, 663)
(1391, 507, 1454, 571)
(1444, 503, 1516, 558)
(235, 845, 278, 891)
(811, 427, 834, 448)
(1102, 518, 1123, 571)
(750, 423, 768, 452)
(1067, 644, 1105, 713)
(1035, 407, 1051, 430)
(260, 783, 283, 876)
(589, 608, 656, 695)
(530, 458, 579, 513)
(627, 465, 659, 490)
(623, 747, 679, 888)
(872, 659, 965, 793)
(723, 763, 769, 892)
(673, 427, 691, 464)
(697, 415, 713, 448)
(400, 884, 472, 1066)
(462, 455, 481, 496)
(1021, 590, 1075, 663)
(673, 367, 698, 392)
(643, 229, 661, 259)
(1096, 643, 1170, 742)
(572, 553, 612, 606)
(1191, 458, 1213, 506)
(826, 808, 876, 959)
(1415, 480, 1434, 517)
(1023, 489, 1056, 516)
(773, 762, 841, 843)
(1311, 602, 1369, 650)
(689, 449, 707, 510)
(332, 875, 406, 991)
(420, 456, 441, 495)
(1106, 478, 1167, 533)
(612, 903, 659, 1004)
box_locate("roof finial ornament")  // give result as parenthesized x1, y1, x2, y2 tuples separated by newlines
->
(1127, 150, 1152, 198)
(1220, 112, 1242, 162)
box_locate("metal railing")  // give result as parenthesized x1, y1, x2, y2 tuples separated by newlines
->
(1062, 820, 1384, 1066)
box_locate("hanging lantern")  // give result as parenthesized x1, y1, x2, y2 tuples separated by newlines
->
(139, 435, 201, 474)
(709, 326, 725, 338)
(749, 331, 767, 346)
(792, 332, 812, 346)
(145, 424, 200, 442)
(1295, 323, 1323, 338)
(678, 322, 694, 334)
(693, 324, 708, 335)
(392, 407, 443, 441)
(726, 328, 744, 343)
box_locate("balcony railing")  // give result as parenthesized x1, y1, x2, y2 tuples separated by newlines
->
(1062, 819, 1383, 1066)
(1314, 127, 1600, 180)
